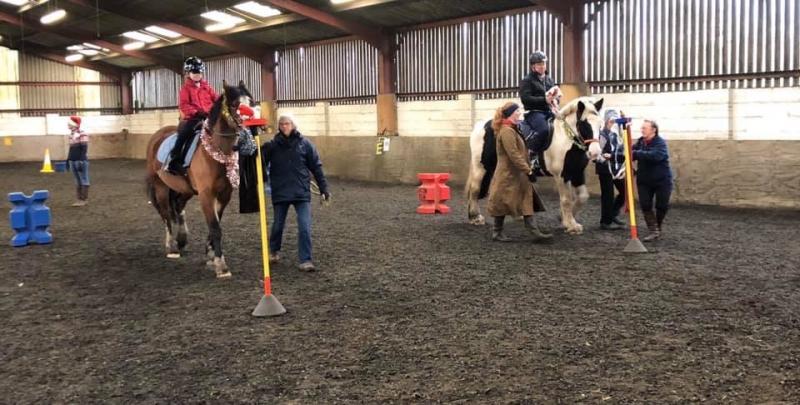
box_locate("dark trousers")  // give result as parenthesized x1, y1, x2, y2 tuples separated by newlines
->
(524, 111, 552, 152)
(598, 173, 625, 224)
(170, 117, 203, 165)
(638, 180, 672, 226)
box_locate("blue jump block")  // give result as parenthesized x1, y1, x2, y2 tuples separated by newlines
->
(54, 161, 68, 172)
(8, 190, 53, 247)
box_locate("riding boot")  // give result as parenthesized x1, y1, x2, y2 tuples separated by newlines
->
(492, 216, 512, 242)
(71, 185, 84, 206)
(523, 215, 553, 243)
(82, 185, 89, 203)
(642, 211, 660, 242)
(656, 208, 667, 238)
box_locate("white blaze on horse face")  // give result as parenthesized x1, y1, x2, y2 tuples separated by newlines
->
(586, 114, 603, 160)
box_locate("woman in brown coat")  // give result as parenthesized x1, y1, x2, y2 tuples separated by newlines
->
(487, 102, 552, 242)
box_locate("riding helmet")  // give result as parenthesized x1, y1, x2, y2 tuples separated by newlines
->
(529, 51, 548, 65)
(183, 56, 206, 74)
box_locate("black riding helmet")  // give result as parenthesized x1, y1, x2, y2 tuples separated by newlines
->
(183, 56, 206, 74)
(529, 51, 548, 65)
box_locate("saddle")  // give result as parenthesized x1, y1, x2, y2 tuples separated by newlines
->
(519, 116, 555, 177)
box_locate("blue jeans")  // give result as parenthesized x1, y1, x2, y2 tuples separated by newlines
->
(69, 160, 90, 186)
(269, 201, 312, 263)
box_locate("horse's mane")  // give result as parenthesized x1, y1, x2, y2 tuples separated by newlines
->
(557, 96, 600, 118)
(207, 85, 241, 128)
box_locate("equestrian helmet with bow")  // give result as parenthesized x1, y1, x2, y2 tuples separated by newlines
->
(183, 56, 206, 74)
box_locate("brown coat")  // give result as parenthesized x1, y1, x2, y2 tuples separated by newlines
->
(487, 125, 535, 217)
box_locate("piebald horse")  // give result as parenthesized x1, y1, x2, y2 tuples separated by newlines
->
(145, 82, 249, 278)
(466, 97, 604, 235)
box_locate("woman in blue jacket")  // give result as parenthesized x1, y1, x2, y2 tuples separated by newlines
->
(262, 115, 331, 271)
(632, 119, 672, 242)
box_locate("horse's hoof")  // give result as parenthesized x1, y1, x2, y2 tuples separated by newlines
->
(468, 217, 486, 226)
(215, 271, 232, 279)
(167, 252, 181, 259)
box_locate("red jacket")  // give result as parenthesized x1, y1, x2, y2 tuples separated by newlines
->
(179, 78, 218, 120)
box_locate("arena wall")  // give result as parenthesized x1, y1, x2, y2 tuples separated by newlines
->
(1, 88, 798, 208)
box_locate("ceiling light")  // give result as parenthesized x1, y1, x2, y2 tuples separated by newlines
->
(145, 25, 181, 39)
(205, 22, 235, 32)
(123, 41, 145, 50)
(65, 54, 84, 62)
(82, 42, 102, 50)
(78, 49, 99, 56)
(40, 9, 66, 24)
(0, 0, 28, 6)
(122, 31, 159, 43)
(201, 10, 245, 25)
(330, 0, 355, 3)
(233, 1, 281, 18)
(66, 45, 83, 51)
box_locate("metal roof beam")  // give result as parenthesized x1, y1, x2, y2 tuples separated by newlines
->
(262, 0, 391, 54)
(0, 10, 182, 74)
(7, 42, 127, 78)
(63, 0, 270, 63)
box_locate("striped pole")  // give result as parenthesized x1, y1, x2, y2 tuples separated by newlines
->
(617, 114, 647, 253)
(252, 131, 286, 317)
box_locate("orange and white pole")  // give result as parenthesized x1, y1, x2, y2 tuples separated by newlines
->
(617, 114, 648, 253)
(252, 130, 287, 316)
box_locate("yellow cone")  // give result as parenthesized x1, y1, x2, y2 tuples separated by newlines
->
(40, 148, 54, 173)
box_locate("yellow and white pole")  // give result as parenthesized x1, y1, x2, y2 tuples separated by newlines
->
(252, 130, 287, 317)
(618, 114, 647, 253)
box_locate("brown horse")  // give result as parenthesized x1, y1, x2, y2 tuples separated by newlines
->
(145, 83, 245, 278)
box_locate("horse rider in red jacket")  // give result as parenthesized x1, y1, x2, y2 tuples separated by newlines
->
(167, 56, 218, 174)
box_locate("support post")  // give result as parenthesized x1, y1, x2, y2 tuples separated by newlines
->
(120, 72, 133, 115)
(260, 52, 279, 134)
(560, 3, 589, 103)
(377, 41, 398, 136)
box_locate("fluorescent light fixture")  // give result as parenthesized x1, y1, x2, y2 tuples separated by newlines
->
(205, 22, 235, 32)
(40, 9, 66, 24)
(66, 45, 83, 51)
(233, 1, 281, 18)
(78, 49, 99, 56)
(122, 31, 159, 43)
(330, 0, 355, 3)
(123, 41, 145, 50)
(82, 42, 102, 50)
(65, 54, 84, 62)
(0, 0, 28, 6)
(201, 10, 245, 25)
(145, 25, 181, 39)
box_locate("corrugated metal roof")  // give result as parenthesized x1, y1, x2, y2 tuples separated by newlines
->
(2, 0, 563, 70)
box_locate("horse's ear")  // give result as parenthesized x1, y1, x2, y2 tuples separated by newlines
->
(576, 101, 586, 120)
(594, 98, 604, 113)
(238, 80, 245, 87)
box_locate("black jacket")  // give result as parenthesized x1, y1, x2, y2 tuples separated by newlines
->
(519, 71, 556, 112)
(261, 130, 329, 204)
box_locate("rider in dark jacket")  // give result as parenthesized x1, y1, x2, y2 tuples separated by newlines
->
(519, 51, 559, 154)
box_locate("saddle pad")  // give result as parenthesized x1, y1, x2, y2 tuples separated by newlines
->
(156, 131, 201, 167)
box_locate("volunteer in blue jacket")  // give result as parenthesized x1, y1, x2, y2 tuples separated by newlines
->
(632, 119, 672, 242)
(262, 115, 331, 271)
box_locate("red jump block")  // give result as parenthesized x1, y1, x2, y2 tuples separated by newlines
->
(416, 173, 451, 214)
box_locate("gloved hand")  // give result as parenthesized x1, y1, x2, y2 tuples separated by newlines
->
(321, 191, 332, 205)
(527, 170, 537, 183)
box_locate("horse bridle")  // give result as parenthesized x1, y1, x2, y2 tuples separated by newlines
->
(561, 117, 598, 151)
(215, 92, 244, 137)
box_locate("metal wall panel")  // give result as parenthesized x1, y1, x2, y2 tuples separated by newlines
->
(277, 40, 377, 101)
(397, 10, 563, 96)
(586, 0, 799, 93)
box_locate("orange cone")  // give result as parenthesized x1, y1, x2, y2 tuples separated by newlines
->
(40, 148, 54, 173)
